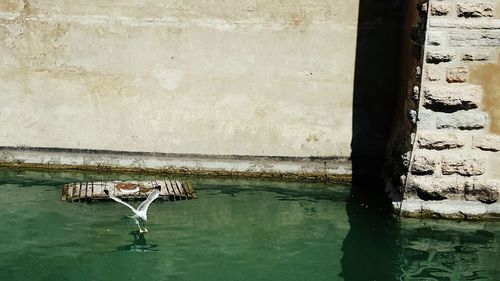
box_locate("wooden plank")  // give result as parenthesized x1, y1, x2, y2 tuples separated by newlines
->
(61, 184, 68, 201)
(65, 183, 73, 201)
(175, 180, 187, 199)
(165, 180, 177, 199)
(154, 180, 169, 199)
(170, 181, 182, 197)
(69, 184, 75, 201)
(182, 183, 192, 199)
(77, 182, 83, 202)
(82, 182, 87, 201)
(61, 179, 196, 202)
(92, 181, 105, 199)
(85, 182, 94, 200)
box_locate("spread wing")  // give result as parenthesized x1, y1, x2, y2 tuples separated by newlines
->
(137, 188, 161, 213)
(105, 190, 137, 213)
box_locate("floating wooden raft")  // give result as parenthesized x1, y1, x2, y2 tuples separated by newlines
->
(61, 180, 197, 202)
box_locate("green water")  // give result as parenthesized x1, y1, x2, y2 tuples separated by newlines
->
(0, 169, 499, 281)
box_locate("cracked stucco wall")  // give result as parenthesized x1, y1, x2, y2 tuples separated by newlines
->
(0, 0, 359, 159)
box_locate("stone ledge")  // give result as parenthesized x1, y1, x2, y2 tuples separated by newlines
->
(429, 18, 500, 29)
(0, 146, 352, 183)
(395, 198, 500, 220)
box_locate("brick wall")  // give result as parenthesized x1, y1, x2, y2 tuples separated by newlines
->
(397, 0, 500, 218)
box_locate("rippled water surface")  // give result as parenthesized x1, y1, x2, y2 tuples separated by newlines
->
(0, 169, 499, 281)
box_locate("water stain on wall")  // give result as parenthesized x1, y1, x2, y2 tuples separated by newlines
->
(469, 57, 500, 134)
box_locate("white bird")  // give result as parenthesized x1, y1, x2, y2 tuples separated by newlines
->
(105, 186, 161, 233)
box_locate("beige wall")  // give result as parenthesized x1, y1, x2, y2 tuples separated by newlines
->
(0, 0, 359, 158)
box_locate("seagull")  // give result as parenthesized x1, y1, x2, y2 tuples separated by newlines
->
(104, 185, 161, 233)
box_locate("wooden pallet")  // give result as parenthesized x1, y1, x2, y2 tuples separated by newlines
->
(61, 180, 197, 202)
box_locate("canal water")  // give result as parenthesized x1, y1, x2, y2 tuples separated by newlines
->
(0, 169, 498, 281)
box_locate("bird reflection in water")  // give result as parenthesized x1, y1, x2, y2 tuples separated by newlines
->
(116, 230, 159, 252)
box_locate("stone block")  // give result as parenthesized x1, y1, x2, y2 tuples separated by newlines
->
(446, 66, 468, 83)
(418, 109, 436, 129)
(406, 175, 465, 200)
(425, 65, 444, 81)
(450, 31, 500, 47)
(427, 31, 447, 46)
(462, 50, 498, 62)
(457, 2, 494, 18)
(426, 50, 454, 64)
(436, 111, 488, 130)
(411, 152, 437, 175)
(472, 135, 500, 151)
(418, 131, 466, 150)
(423, 84, 482, 111)
(431, 2, 451, 16)
(441, 155, 486, 176)
(465, 179, 499, 203)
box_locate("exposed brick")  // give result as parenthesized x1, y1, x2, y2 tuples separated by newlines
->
(423, 84, 482, 111)
(406, 175, 465, 200)
(411, 153, 437, 175)
(457, 2, 494, 18)
(446, 66, 468, 83)
(472, 135, 500, 151)
(426, 50, 454, 64)
(450, 31, 500, 47)
(431, 2, 451, 16)
(441, 155, 486, 176)
(465, 179, 499, 203)
(418, 131, 466, 150)
(462, 50, 498, 62)
(436, 111, 488, 130)
(429, 18, 500, 29)
(425, 65, 444, 81)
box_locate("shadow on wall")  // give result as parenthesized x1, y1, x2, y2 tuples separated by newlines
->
(350, 0, 405, 183)
(342, 0, 406, 280)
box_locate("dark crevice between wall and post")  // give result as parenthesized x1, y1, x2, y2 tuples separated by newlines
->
(351, 0, 405, 187)
(342, 1, 419, 280)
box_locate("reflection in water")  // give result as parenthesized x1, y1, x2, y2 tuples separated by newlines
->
(341, 180, 500, 281)
(340, 181, 401, 281)
(398, 225, 497, 281)
(116, 231, 158, 252)
(0, 169, 499, 281)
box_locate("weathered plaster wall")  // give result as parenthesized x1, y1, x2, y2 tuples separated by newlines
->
(395, 0, 500, 218)
(0, 1, 359, 160)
